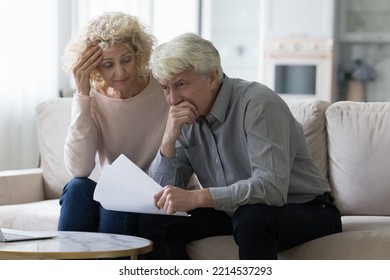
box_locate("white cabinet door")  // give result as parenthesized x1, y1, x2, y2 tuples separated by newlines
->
(263, 0, 335, 39)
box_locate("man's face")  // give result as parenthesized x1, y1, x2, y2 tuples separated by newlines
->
(158, 68, 219, 117)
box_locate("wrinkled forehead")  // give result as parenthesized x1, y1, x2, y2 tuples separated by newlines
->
(158, 68, 200, 85)
(100, 43, 133, 58)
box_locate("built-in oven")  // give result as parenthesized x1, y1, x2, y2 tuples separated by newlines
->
(262, 39, 333, 101)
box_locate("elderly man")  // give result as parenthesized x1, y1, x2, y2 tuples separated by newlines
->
(141, 33, 341, 260)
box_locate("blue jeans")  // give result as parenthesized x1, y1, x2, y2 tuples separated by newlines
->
(58, 177, 137, 235)
(137, 197, 342, 260)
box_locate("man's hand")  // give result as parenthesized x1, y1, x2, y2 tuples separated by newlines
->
(160, 101, 198, 157)
(154, 186, 213, 214)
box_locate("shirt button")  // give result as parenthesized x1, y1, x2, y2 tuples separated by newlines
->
(215, 158, 219, 164)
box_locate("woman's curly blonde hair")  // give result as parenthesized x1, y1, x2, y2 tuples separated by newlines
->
(63, 11, 156, 88)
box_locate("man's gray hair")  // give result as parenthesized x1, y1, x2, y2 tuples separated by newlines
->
(150, 33, 223, 82)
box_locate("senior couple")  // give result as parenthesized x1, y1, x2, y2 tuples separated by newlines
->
(58, 11, 341, 260)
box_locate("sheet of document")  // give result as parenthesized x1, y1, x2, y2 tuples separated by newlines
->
(93, 154, 188, 216)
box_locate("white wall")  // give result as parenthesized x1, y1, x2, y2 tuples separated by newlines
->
(202, 0, 261, 82)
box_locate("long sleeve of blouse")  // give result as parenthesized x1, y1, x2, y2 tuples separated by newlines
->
(64, 94, 98, 177)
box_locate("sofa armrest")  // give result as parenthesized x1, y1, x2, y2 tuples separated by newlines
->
(0, 168, 45, 205)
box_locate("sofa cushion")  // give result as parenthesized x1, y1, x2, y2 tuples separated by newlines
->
(326, 101, 390, 215)
(0, 199, 59, 230)
(0, 168, 44, 205)
(36, 98, 73, 199)
(284, 99, 330, 177)
(36, 98, 101, 199)
(186, 235, 238, 260)
(279, 215, 390, 260)
(187, 216, 390, 260)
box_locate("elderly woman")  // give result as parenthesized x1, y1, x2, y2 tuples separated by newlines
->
(58, 11, 168, 234)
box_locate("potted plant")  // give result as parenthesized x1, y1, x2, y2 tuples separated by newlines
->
(338, 59, 376, 102)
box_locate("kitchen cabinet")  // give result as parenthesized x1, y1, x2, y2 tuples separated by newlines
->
(338, 0, 390, 42)
(263, 0, 335, 39)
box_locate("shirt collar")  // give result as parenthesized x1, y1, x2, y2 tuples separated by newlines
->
(204, 74, 232, 126)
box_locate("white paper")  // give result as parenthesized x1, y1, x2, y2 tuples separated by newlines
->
(93, 154, 188, 216)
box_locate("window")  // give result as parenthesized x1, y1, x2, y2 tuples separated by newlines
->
(72, 0, 200, 43)
(0, 0, 58, 170)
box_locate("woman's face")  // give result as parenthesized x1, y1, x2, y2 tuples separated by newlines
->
(96, 43, 142, 98)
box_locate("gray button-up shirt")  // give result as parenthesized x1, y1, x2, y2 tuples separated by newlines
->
(148, 75, 330, 214)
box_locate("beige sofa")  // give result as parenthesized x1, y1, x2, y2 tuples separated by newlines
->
(1, 97, 390, 259)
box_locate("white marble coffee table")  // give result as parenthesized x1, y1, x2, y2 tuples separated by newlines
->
(0, 231, 152, 260)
